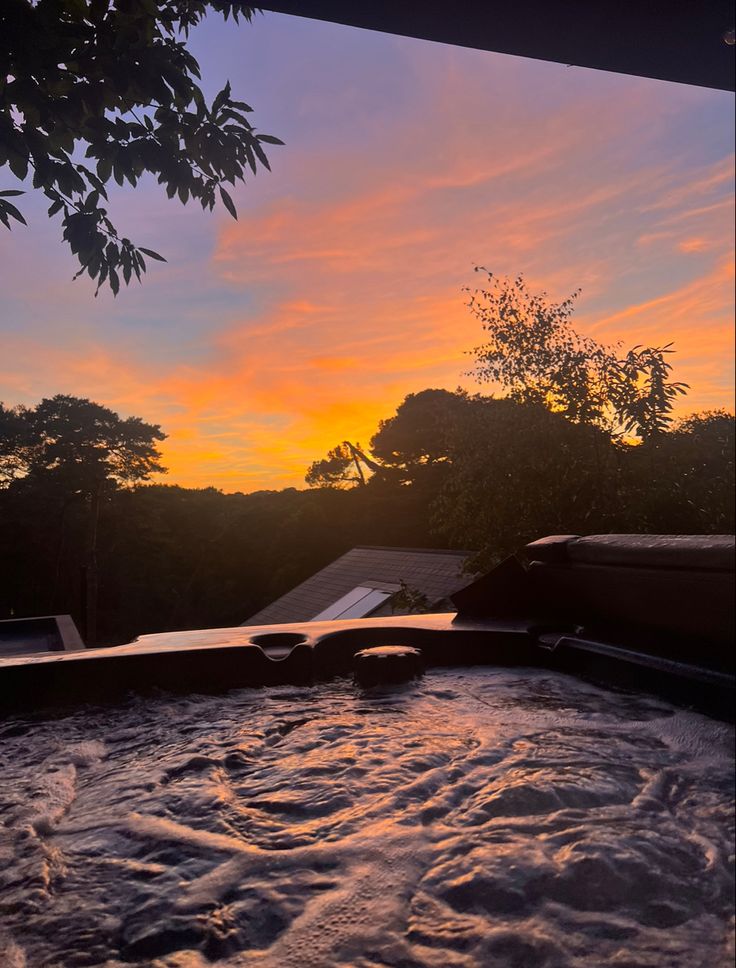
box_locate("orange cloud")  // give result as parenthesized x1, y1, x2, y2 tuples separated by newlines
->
(308, 356, 359, 372)
(2, 43, 733, 493)
(678, 237, 713, 253)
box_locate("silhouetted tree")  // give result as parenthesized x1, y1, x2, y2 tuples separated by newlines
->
(431, 395, 620, 570)
(1, 2, 282, 293)
(466, 270, 688, 438)
(305, 441, 378, 488)
(1, 395, 165, 642)
(619, 410, 736, 533)
(1, 391, 732, 647)
(370, 389, 468, 484)
(20, 395, 166, 489)
(0, 401, 32, 485)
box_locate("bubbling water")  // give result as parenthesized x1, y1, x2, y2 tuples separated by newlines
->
(0, 668, 733, 967)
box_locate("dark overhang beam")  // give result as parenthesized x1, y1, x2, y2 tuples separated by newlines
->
(261, 1, 736, 92)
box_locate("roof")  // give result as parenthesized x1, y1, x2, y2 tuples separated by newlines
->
(262, 1, 735, 92)
(242, 546, 470, 626)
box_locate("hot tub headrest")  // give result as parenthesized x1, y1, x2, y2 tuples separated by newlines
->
(525, 534, 735, 573)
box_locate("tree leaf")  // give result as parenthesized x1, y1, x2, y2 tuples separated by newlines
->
(0, 200, 27, 225)
(138, 247, 167, 262)
(219, 186, 237, 220)
(211, 80, 232, 117)
(8, 153, 28, 181)
(251, 140, 271, 171)
(97, 157, 113, 182)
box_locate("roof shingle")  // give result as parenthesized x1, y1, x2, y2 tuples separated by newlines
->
(242, 546, 469, 626)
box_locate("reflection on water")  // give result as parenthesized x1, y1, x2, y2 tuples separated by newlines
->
(0, 669, 733, 967)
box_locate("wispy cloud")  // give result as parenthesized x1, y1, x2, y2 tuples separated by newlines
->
(0, 14, 733, 490)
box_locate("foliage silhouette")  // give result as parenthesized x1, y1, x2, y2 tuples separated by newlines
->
(1, 395, 165, 642)
(0, 392, 732, 645)
(390, 579, 432, 615)
(429, 394, 622, 570)
(1, 1, 282, 293)
(467, 270, 688, 438)
(370, 389, 468, 482)
(0, 401, 33, 486)
(305, 441, 379, 488)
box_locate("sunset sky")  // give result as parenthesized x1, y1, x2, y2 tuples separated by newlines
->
(1, 11, 734, 492)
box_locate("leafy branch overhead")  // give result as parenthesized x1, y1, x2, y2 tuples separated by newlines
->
(0, 1, 284, 294)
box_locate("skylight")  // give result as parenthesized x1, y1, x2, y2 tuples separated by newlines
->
(311, 586, 393, 621)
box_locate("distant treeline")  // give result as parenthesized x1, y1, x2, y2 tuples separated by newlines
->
(2, 274, 734, 644)
(1, 389, 733, 646)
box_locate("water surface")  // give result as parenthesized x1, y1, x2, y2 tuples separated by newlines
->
(0, 668, 733, 967)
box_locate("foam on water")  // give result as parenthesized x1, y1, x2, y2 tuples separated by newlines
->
(0, 668, 733, 967)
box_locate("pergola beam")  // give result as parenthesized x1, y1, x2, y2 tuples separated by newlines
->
(261, 1, 735, 92)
